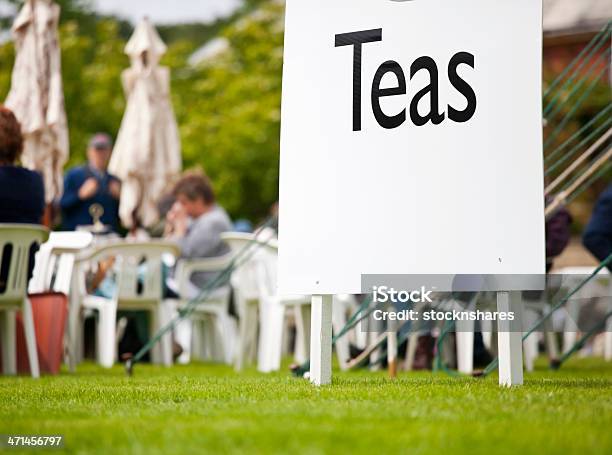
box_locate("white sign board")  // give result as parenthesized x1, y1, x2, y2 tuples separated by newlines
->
(278, 0, 545, 295)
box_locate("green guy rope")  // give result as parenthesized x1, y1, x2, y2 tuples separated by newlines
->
(543, 21, 610, 100)
(544, 62, 610, 151)
(543, 32, 610, 118)
(554, 144, 612, 202)
(545, 111, 612, 176)
(544, 104, 612, 167)
(565, 161, 612, 206)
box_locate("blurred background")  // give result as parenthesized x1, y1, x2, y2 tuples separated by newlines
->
(0, 0, 609, 231)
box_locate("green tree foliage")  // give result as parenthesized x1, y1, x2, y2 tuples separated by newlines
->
(171, 1, 284, 221)
(0, 0, 282, 222)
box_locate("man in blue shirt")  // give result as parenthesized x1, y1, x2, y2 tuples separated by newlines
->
(60, 133, 121, 231)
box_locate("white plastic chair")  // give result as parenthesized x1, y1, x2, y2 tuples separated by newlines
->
(29, 232, 94, 294)
(0, 224, 49, 378)
(222, 231, 308, 372)
(223, 235, 262, 370)
(72, 241, 180, 368)
(553, 266, 611, 357)
(169, 254, 234, 365)
(222, 231, 354, 373)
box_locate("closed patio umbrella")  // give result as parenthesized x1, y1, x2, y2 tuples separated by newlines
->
(5, 0, 69, 204)
(109, 18, 182, 229)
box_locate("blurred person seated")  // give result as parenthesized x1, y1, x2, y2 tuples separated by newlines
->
(165, 171, 233, 295)
(0, 106, 45, 287)
(0, 106, 44, 224)
(60, 133, 121, 232)
(583, 184, 612, 272)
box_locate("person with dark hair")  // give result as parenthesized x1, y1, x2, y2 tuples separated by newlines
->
(0, 106, 45, 224)
(166, 172, 232, 289)
(59, 133, 121, 231)
(583, 184, 612, 272)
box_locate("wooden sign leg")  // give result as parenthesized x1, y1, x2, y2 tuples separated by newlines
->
(310, 294, 333, 386)
(497, 291, 524, 387)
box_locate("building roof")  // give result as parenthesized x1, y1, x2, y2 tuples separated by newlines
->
(544, 0, 612, 36)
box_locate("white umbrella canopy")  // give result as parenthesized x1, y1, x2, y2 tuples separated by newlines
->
(5, 0, 69, 204)
(109, 18, 182, 229)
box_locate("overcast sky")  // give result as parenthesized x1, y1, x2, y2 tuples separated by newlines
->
(94, 0, 243, 24)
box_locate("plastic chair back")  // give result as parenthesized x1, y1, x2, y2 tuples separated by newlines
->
(221, 231, 277, 300)
(0, 224, 49, 305)
(29, 231, 93, 294)
(82, 241, 180, 304)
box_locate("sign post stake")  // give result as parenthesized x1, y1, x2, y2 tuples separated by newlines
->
(496, 291, 524, 386)
(309, 294, 333, 386)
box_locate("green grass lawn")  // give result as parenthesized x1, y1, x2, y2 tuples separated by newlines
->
(1, 358, 611, 454)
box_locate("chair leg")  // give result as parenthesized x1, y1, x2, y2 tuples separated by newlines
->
(404, 332, 420, 371)
(247, 302, 259, 364)
(368, 316, 384, 371)
(234, 295, 249, 371)
(152, 304, 172, 367)
(332, 297, 350, 371)
(222, 313, 237, 365)
(160, 303, 173, 367)
(267, 302, 286, 372)
(235, 298, 258, 371)
(198, 315, 216, 362)
(455, 325, 474, 375)
(1, 310, 17, 375)
(66, 291, 81, 372)
(523, 334, 537, 372)
(148, 308, 164, 365)
(605, 309, 612, 361)
(257, 300, 270, 372)
(522, 309, 539, 372)
(453, 301, 475, 375)
(294, 304, 311, 365)
(481, 320, 493, 351)
(191, 318, 204, 361)
(22, 299, 40, 378)
(562, 293, 580, 354)
(97, 302, 117, 368)
(542, 304, 560, 361)
(258, 299, 285, 373)
(174, 316, 192, 364)
(210, 312, 228, 363)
